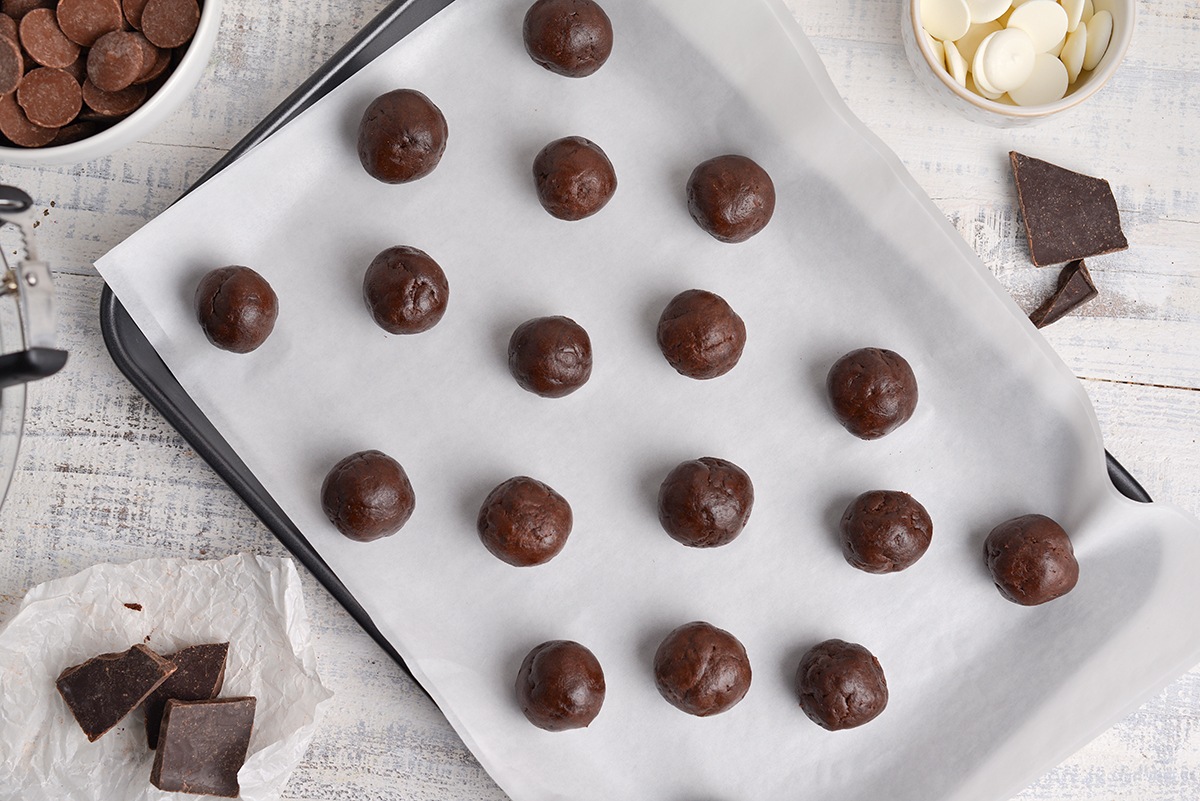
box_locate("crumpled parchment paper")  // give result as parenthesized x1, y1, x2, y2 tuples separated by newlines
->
(0, 553, 333, 801)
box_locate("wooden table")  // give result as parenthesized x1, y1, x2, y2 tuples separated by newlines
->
(1, 0, 1196, 797)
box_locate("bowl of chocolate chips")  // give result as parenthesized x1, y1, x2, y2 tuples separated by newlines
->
(0, 0, 221, 164)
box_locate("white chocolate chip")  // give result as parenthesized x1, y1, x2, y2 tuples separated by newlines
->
(965, 0, 1012, 24)
(1007, 0, 1069, 53)
(921, 0, 973, 42)
(1061, 24, 1087, 82)
(1008, 51, 1069, 104)
(944, 39, 969, 85)
(977, 28, 1036, 92)
(1082, 9, 1113, 71)
(954, 20, 1003, 66)
(1061, 0, 1086, 32)
(925, 30, 947, 69)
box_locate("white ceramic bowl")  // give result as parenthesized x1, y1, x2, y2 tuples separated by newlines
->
(0, 0, 223, 166)
(904, 0, 1135, 126)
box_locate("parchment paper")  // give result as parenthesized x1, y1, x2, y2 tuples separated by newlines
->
(0, 554, 333, 801)
(94, 1, 1200, 800)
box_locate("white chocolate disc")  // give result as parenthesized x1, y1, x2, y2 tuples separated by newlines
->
(1083, 9, 1113, 70)
(1079, 0, 1094, 26)
(1007, 0, 1069, 53)
(1061, 0, 1086, 32)
(971, 31, 1004, 94)
(1061, 25, 1087, 82)
(978, 27, 1036, 92)
(925, 31, 947, 70)
(921, 0, 972, 43)
(1008, 51, 1069, 105)
(967, 72, 1004, 99)
(954, 21, 1003, 66)
(965, 0, 1012, 24)
(944, 39, 969, 86)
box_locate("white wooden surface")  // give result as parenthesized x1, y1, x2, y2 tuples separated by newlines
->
(0, 0, 1197, 798)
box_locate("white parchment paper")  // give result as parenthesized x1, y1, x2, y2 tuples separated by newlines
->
(0, 554, 333, 801)
(94, 1, 1200, 800)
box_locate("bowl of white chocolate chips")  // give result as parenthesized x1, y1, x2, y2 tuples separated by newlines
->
(903, 0, 1133, 124)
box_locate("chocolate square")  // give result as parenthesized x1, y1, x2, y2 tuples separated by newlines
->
(1010, 151, 1128, 267)
(144, 642, 230, 749)
(150, 697, 257, 798)
(55, 644, 176, 742)
(1029, 259, 1099, 328)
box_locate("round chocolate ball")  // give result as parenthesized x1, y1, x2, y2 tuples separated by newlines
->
(656, 289, 746, 379)
(796, 638, 888, 731)
(984, 514, 1079, 605)
(653, 621, 751, 717)
(477, 476, 573, 566)
(657, 457, 753, 548)
(357, 88, 448, 184)
(686, 154, 775, 243)
(508, 315, 593, 398)
(826, 347, 918, 440)
(194, 266, 278, 353)
(532, 136, 617, 221)
(839, 490, 933, 573)
(516, 640, 606, 731)
(522, 0, 613, 78)
(362, 245, 449, 335)
(320, 449, 415, 542)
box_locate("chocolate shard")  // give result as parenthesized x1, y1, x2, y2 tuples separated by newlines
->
(1010, 151, 1129, 267)
(1030, 259, 1098, 328)
(144, 642, 230, 749)
(55, 644, 176, 742)
(151, 697, 257, 798)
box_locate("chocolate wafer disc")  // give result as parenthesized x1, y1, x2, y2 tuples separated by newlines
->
(19, 8, 80, 68)
(87, 29, 143, 90)
(121, 0, 147, 29)
(81, 75, 144, 114)
(0, 11, 19, 40)
(57, 0, 124, 47)
(139, 0, 197, 48)
(0, 90, 56, 146)
(0, 0, 53, 21)
(0, 29, 22, 94)
(17, 66, 80, 127)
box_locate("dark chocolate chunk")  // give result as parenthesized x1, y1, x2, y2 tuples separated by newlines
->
(144, 642, 230, 749)
(1010, 151, 1128, 267)
(1029, 258, 1098, 328)
(150, 697, 256, 798)
(55, 643, 176, 741)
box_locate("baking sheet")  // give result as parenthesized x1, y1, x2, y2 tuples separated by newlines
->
(94, 1, 1200, 800)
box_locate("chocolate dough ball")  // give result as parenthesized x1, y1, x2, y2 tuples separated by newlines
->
(194, 266, 278, 353)
(357, 88, 447, 184)
(984, 514, 1079, 605)
(522, 0, 613, 78)
(796, 639, 888, 731)
(477, 476, 573, 566)
(362, 245, 449, 334)
(654, 621, 751, 717)
(320, 450, 415, 542)
(826, 347, 918, 440)
(516, 640, 605, 731)
(657, 457, 753, 548)
(656, 289, 746, 379)
(508, 315, 593, 398)
(532, 136, 617, 221)
(686, 154, 775, 243)
(839, 490, 933, 573)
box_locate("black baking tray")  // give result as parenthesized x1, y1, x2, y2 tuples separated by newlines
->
(98, 0, 1152, 686)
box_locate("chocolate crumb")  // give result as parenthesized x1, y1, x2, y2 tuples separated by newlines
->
(124, 602, 142, 611)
